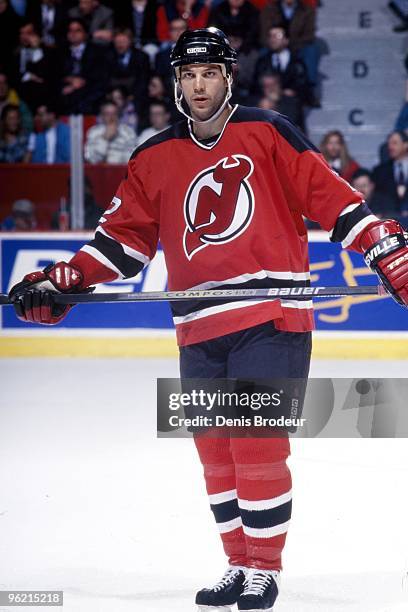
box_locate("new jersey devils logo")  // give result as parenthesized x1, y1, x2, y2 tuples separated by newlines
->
(183, 154, 255, 260)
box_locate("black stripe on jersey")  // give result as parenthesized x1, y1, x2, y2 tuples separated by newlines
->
(88, 232, 145, 278)
(210, 499, 240, 524)
(230, 106, 319, 154)
(330, 202, 373, 244)
(240, 500, 292, 529)
(130, 105, 318, 161)
(170, 276, 310, 318)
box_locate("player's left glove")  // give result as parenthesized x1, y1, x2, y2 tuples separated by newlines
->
(359, 219, 408, 307)
(8, 261, 93, 324)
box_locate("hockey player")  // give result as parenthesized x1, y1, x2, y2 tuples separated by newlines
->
(9, 28, 408, 612)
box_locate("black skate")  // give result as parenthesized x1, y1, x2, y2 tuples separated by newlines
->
(196, 565, 246, 611)
(237, 568, 280, 611)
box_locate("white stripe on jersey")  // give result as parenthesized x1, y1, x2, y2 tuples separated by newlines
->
(338, 202, 361, 217)
(341, 215, 378, 249)
(172, 299, 273, 325)
(238, 490, 292, 512)
(80, 245, 123, 278)
(96, 226, 150, 266)
(187, 269, 310, 291)
(209, 489, 238, 505)
(242, 520, 290, 539)
(280, 299, 313, 309)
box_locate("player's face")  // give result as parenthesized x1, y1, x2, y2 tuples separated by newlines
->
(180, 64, 227, 122)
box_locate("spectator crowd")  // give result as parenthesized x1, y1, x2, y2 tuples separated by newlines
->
(316, 128, 408, 228)
(0, 0, 321, 165)
(1, 0, 408, 229)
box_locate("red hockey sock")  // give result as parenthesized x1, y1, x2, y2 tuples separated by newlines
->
(231, 436, 292, 570)
(194, 433, 248, 566)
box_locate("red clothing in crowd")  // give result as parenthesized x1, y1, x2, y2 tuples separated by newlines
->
(156, 2, 210, 42)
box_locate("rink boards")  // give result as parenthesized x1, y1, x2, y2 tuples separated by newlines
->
(1, 232, 408, 358)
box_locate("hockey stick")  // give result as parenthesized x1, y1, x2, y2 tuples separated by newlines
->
(0, 286, 384, 306)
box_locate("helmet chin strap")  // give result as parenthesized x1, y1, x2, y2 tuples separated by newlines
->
(174, 68, 233, 125)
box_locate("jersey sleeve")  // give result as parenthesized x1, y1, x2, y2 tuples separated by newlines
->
(70, 154, 159, 287)
(271, 115, 377, 249)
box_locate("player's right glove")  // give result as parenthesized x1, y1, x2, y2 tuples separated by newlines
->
(8, 261, 93, 324)
(359, 219, 408, 307)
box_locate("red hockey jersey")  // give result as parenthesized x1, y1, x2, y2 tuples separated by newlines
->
(72, 105, 375, 346)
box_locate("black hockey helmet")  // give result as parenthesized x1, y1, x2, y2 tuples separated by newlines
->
(170, 27, 237, 77)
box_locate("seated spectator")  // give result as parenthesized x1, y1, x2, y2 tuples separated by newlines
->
(372, 130, 408, 218)
(253, 26, 313, 106)
(261, 0, 315, 49)
(350, 168, 383, 211)
(0, 0, 22, 71)
(10, 22, 57, 112)
(155, 18, 187, 95)
(260, 0, 319, 92)
(1, 198, 37, 230)
(69, 0, 114, 44)
(319, 130, 360, 182)
(0, 104, 30, 162)
(26, 0, 67, 48)
(27, 103, 70, 163)
(0, 71, 33, 132)
(148, 73, 169, 102)
(107, 86, 138, 131)
(138, 100, 171, 145)
(228, 29, 259, 102)
(210, 0, 259, 51)
(84, 100, 137, 163)
(114, 0, 158, 49)
(157, 0, 209, 42)
(140, 73, 178, 124)
(109, 28, 150, 107)
(257, 72, 304, 129)
(58, 18, 110, 114)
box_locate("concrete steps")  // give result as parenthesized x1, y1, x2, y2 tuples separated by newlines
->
(307, 0, 407, 169)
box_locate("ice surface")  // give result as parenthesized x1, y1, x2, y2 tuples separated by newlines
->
(0, 357, 408, 611)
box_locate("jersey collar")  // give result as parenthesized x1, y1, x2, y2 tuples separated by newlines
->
(187, 104, 238, 150)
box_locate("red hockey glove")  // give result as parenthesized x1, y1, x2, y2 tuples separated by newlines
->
(359, 219, 408, 307)
(8, 261, 93, 324)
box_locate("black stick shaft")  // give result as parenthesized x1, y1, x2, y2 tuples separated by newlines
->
(0, 286, 382, 306)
